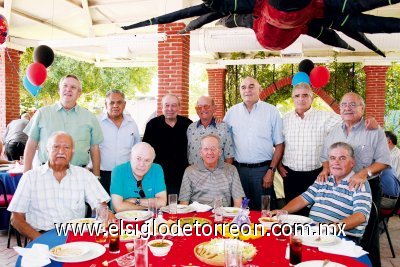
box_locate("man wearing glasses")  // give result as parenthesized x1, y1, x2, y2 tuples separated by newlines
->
(179, 134, 245, 207)
(110, 142, 167, 212)
(187, 96, 233, 165)
(320, 92, 390, 267)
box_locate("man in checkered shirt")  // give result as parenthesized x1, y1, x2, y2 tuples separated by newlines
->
(8, 131, 110, 241)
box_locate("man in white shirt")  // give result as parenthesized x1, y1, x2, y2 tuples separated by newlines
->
(99, 90, 140, 194)
(385, 131, 400, 180)
(8, 131, 110, 240)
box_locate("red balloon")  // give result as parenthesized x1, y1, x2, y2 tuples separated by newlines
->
(0, 15, 8, 44)
(310, 66, 330, 88)
(26, 63, 47, 86)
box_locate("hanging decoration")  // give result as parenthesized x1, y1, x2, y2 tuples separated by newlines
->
(0, 14, 8, 45)
(33, 45, 55, 68)
(23, 75, 41, 97)
(26, 62, 47, 86)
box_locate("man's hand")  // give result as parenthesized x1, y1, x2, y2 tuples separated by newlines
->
(349, 171, 367, 190)
(263, 170, 274, 188)
(277, 164, 287, 178)
(364, 116, 379, 130)
(214, 117, 223, 124)
(317, 169, 330, 183)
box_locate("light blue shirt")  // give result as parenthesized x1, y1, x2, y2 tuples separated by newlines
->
(224, 100, 284, 163)
(24, 102, 103, 166)
(99, 113, 140, 171)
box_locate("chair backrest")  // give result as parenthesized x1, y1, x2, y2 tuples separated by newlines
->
(85, 202, 91, 218)
(0, 178, 10, 208)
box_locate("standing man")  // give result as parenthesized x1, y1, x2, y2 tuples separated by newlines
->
(143, 94, 192, 195)
(23, 75, 103, 176)
(3, 113, 31, 161)
(224, 76, 284, 210)
(320, 92, 390, 267)
(187, 96, 233, 165)
(385, 130, 400, 179)
(99, 90, 140, 194)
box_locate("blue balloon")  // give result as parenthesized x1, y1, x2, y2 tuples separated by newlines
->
(23, 75, 41, 97)
(292, 72, 310, 86)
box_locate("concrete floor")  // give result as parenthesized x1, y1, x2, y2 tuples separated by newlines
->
(0, 216, 399, 267)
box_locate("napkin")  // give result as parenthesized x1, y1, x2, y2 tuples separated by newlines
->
(14, 244, 51, 267)
(189, 201, 212, 212)
(318, 239, 368, 258)
(7, 163, 24, 174)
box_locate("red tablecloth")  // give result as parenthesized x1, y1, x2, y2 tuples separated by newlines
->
(64, 212, 368, 267)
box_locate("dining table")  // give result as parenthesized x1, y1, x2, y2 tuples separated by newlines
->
(16, 210, 372, 267)
(0, 170, 23, 230)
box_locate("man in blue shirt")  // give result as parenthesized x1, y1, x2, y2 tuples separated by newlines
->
(110, 142, 167, 212)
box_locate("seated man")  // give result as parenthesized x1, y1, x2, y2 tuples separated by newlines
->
(110, 142, 167, 212)
(380, 167, 399, 209)
(179, 134, 245, 207)
(8, 131, 110, 240)
(280, 142, 372, 241)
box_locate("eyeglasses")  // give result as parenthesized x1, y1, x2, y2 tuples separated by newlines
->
(137, 180, 146, 198)
(340, 102, 362, 109)
(201, 146, 218, 152)
(195, 105, 212, 111)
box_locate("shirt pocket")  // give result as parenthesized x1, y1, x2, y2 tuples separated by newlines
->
(355, 145, 374, 167)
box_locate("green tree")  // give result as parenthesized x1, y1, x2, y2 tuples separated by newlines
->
(20, 48, 156, 112)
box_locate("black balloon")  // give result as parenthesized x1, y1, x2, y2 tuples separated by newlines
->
(298, 59, 314, 75)
(33, 45, 54, 68)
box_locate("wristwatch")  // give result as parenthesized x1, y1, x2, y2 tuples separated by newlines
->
(367, 169, 373, 178)
(135, 198, 141, 205)
(268, 166, 277, 172)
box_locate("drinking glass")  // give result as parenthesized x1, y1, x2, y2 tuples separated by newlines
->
(224, 239, 242, 267)
(289, 235, 302, 266)
(95, 205, 109, 243)
(168, 194, 178, 220)
(276, 210, 289, 241)
(108, 218, 120, 253)
(261, 195, 271, 218)
(147, 198, 157, 218)
(134, 238, 149, 267)
(214, 197, 223, 223)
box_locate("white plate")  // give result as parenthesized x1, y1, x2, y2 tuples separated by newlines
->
(302, 235, 342, 247)
(66, 218, 99, 232)
(120, 229, 141, 242)
(295, 260, 346, 267)
(0, 166, 12, 171)
(50, 242, 106, 263)
(273, 214, 313, 225)
(222, 207, 241, 217)
(49, 242, 90, 259)
(160, 204, 196, 214)
(115, 210, 153, 222)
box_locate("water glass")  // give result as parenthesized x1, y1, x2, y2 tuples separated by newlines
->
(214, 197, 223, 223)
(108, 218, 120, 253)
(289, 235, 302, 266)
(168, 194, 178, 219)
(147, 198, 157, 218)
(224, 239, 242, 267)
(276, 210, 289, 241)
(134, 238, 149, 267)
(261, 195, 271, 218)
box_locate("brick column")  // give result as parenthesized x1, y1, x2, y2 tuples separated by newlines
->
(363, 65, 389, 125)
(0, 48, 21, 136)
(206, 68, 226, 118)
(157, 23, 190, 116)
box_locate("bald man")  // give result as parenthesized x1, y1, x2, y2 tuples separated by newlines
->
(110, 142, 167, 212)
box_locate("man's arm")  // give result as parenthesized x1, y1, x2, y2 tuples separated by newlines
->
(336, 212, 367, 231)
(233, 198, 242, 208)
(263, 143, 284, 188)
(349, 162, 388, 190)
(317, 161, 330, 182)
(111, 194, 147, 213)
(23, 138, 38, 172)
(10, 212, 42, 240)
(90, 144, 100, 176)
(281, 195, 309, 214)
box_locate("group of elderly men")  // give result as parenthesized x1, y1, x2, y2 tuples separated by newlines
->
(6, 73, 398, 267)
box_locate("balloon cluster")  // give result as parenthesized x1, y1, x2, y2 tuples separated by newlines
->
(24, 45, 54, 97)
(292, 59, 330, 88)
(0, 14, 8, 45)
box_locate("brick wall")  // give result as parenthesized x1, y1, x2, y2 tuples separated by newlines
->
(157, 23, 190, 116)
(206, 68, 226, 118)
(363, 66, 388, 126)
(0, 48, 21, 137)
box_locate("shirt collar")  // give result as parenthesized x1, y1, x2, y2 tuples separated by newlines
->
(101, 112, 133, 123)
(330, 170, 355, 185)
(295, 107, 313, 118)
(56, 102, 78, 112)
(196, 117, 216, 128)
(341, 118, 364, 131)
(197, 159, 224, 171)
(241, 99, 261, 110)
(40, 161, 72, 176)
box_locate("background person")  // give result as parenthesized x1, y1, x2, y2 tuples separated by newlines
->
(3, 113, 31, 161)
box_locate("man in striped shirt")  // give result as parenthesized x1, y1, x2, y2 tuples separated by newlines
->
(280, 142, 372, 241)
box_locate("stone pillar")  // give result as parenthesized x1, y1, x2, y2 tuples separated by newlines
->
(363, 65, 389, 125)
(0, 48, 21, 136)
(157, 23, 190, 116)
(206, 68, 226, 118)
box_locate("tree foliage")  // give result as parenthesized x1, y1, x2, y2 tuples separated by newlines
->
(19, 48, 156, 112)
